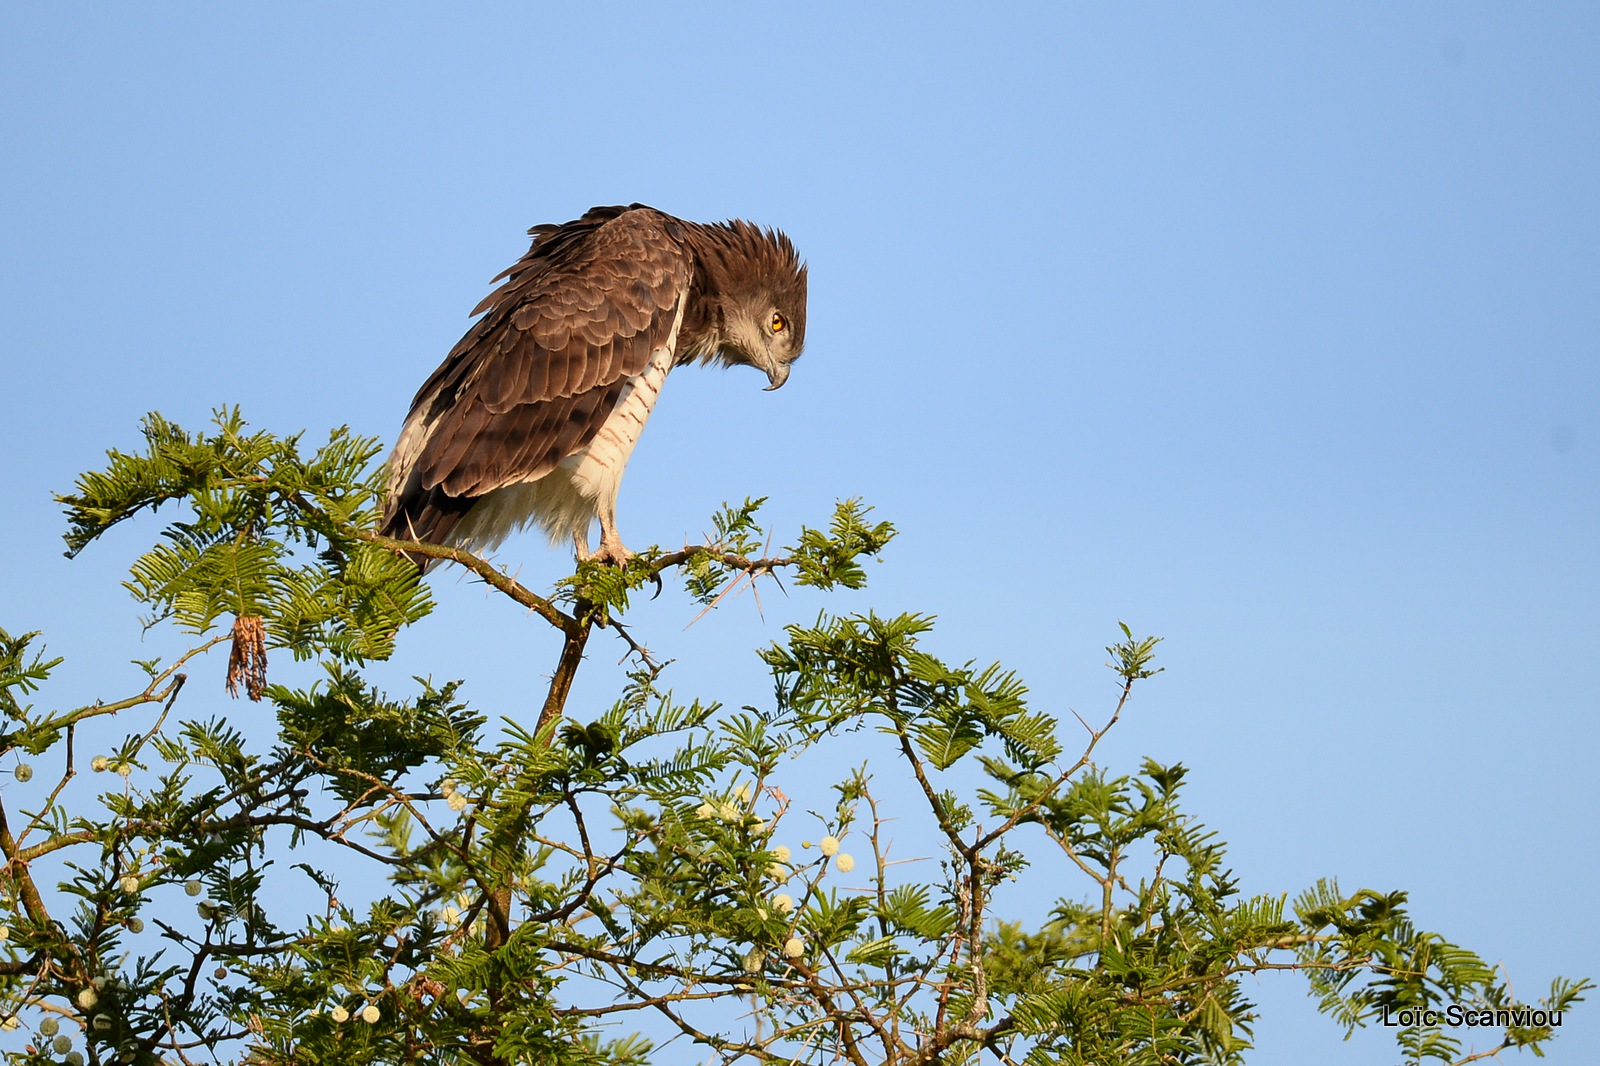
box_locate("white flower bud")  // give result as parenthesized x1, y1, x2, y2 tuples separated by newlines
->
(196, 902, 217, 920)
(772, 845, 791, 863)
(0, 924, 9, 941)
(115, 763, 132, 778)
(126, 917, 145, 934)
(835, 853, 856, 873)
(742, 948, 764, 973)
(92, 977, 107, 990)
(77, 988, 98, 1009)
(772, 893, 794, 914)
(53, 1034, 72, 1054)
(184, 880, 203, 897)
(446, 792, 468, 812)
(361, 1004, 380, 1023)
(439, 906, 460, 924)
(768, 863, 788, 881)
(65, 1053, 85, 1066)
(0, 1016, 15, 1030)
(91, 755, 109, 773)
(782, 936, 804, 959)
(695, 803, 714, 820)
(39, 1017, 59, 1036)
(819, 836, 840, 857)
(734, 784, 751, 802)
(12, 765, 32, 783)
(119, 875, 140, 894)
(440, 779, 457, 797)
(330, 1005, 349, 1023)
(717, 804, 739, 822)
(750, 820, 769, 835)
(93, 1013, 112, 1030)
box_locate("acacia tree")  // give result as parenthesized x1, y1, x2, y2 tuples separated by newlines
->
(0, 410, 1585, 1066)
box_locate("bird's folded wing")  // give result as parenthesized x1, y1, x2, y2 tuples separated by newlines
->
(396, 210, 691, 502)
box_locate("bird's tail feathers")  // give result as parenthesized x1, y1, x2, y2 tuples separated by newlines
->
(380, 489, 474, 573)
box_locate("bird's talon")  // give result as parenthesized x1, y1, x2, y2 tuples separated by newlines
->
(592, 543, 635, 567)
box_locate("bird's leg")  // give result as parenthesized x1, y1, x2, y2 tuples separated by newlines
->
(572, 529, 593, 562)
(592, 501, 634, 566)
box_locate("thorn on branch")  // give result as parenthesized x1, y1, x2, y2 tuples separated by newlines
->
(225, 616, 267, 702)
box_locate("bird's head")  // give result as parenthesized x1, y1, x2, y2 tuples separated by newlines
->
(698, 221, 808, 390)
(725, 292, 807, 390)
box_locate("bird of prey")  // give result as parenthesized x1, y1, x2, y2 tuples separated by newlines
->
(381, 204, 807, 568)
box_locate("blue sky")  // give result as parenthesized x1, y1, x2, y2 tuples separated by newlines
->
(2, 3, 1596, 1061)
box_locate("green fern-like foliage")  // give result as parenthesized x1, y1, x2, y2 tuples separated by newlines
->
(0, 409, 1581, 1066)
(57, 408, 431, 664)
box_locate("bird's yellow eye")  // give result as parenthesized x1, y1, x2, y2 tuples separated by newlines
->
(770, 313, 787, 333)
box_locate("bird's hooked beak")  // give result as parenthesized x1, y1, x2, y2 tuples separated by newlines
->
(763, 361, 790, 391)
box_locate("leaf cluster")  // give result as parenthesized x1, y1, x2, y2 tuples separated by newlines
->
(56, 408, 431, 664)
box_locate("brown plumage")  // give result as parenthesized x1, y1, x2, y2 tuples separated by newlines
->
(382, 204, 807, 568)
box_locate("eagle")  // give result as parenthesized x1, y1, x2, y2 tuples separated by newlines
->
(381, 204, 807, 568)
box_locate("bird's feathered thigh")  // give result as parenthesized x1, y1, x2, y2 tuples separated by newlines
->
(382, 207, 694, 560)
